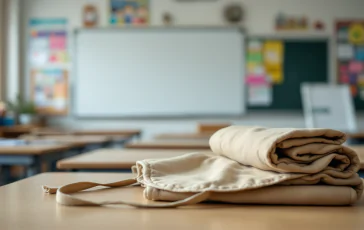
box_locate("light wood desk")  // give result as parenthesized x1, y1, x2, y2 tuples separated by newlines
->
(155, 132, 213, 140)
(0, 125, 39, 138)
(33, 128, 142, 138)
(57, 149, 207, 170)
(0, 143, 71, 184)
(125, 140, 210, 150)
(31, 128, 140, 145)
(22, 135, 113, 147)
(1, 172, 364, 230)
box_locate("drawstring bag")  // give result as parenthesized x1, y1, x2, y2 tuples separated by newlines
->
(44, 126, 363, 208)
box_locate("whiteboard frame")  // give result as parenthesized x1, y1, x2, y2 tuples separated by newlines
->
(72, 27, 246, 119)
(301, 83, 357, 132)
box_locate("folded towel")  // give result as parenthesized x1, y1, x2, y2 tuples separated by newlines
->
(43, 126, 364, 207)
(135, 126, 363, 204)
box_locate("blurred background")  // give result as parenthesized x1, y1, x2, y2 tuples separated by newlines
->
(1, 0, 364, 137)
(0, 0, 364, 184)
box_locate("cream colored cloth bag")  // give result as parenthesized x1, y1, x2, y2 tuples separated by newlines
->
(44, 126, 363, 207)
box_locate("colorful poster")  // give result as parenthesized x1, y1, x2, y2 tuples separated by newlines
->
(31, 69, 68, 114)
(29, 18, 68, 65)
(109, 0, 149, 26)
(336, 21, 364, 100)
(263, 41, 284, 84)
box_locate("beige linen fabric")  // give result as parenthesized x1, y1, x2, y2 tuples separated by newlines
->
(44, 126, 363, 207)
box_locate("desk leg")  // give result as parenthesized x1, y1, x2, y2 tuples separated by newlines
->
(26, 156, 42, 177)
(0, 165, 11, 185)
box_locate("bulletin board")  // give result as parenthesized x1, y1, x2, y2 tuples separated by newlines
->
(28, 18, 70, 115)
(31, 69, 68, 115)
(336, 20, 364, 110)
(246, 37, 329, 110)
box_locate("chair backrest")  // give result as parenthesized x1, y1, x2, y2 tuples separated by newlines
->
(301, 83, 357, 132)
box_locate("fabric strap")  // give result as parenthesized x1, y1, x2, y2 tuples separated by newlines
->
(42, 179, 210, 208)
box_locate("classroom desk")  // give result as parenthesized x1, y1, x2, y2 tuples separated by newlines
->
(33, 128, 142, 138)
(32, 128, 140, 145)
(125, 140, 210, 150)
(0, 144, 71, 184)
(154, 132, 213, 140)
(0, 125, 39, 138)
(1, 172, 364, 230)
(73, 129, 142, 139)
(23, 135, 115, 148)
(57, 149, 208, 171)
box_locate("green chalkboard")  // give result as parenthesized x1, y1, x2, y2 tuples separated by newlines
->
(248, 39, 329, 110)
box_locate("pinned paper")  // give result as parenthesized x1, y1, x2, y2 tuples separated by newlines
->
(50, 36, 66, 50)
(49, 54, 58, 63)
(248, 85, 272, 106)
(247, 63, 265, 74)
(337, 44, 354, 60)
(245, 74, 269, 85)
(355, 46, 364, 61)
(349, 23, 364, 44)
(339, 64, 348, 73)
(263, 41, 284, 84)
(248, 40, 263, 52)
(349, 61, 364, 74)
(349, 73, 358, 84)
(248, 52, 263, 63)
(340, 74, 349, 83)
(267, 70, 283, 84)
(30, 51, 49, 66)
(264, 41, 284, 67)
(358, 74, 364, 86)
(350, 85, 358, 96)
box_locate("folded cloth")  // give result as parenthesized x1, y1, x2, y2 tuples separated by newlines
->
(43, 126, 363, 207)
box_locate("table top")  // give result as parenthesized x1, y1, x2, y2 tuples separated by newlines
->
(154, 132, 213, 140)
(0, 143, 71, 155)
(32, 128, 141, 138)
(22, 135, 114, 146)
(125, 140, 210, 150)
(57, 149, 209, 170)
(0, 125, 39, 134)
(1, 172, 364, 230)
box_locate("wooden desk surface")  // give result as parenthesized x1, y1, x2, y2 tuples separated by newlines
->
(0, 125, 38, 133)
(1, 172, 364, 230)
(73, 129, 141, 136)
(0, 144, 70, 155)
(125, 140, 210, 150)
(154, 132, 213, 140)
(32, 128, 140, 138)
(57, 149, 208, 170)
(33, 135, 111, 145)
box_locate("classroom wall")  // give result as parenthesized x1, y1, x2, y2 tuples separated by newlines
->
(14, 0, 364, 138)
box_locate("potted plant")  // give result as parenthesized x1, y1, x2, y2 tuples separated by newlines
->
(7, 95, 37, 125)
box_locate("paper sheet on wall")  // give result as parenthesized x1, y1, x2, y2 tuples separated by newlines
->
(337, 44, 354, 60)
(29, 18, 68, 65)
(263, 41, 284, 84)
(248, 85, 272, 106)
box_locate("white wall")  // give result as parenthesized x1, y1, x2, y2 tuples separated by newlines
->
(17, 0, 364, 138)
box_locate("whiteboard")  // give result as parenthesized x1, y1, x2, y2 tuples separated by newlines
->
(301, 83, 357, 132)
(74, 28, 245, 117)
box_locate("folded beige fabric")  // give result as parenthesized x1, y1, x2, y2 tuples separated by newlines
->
(44, 126, 363, 207)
